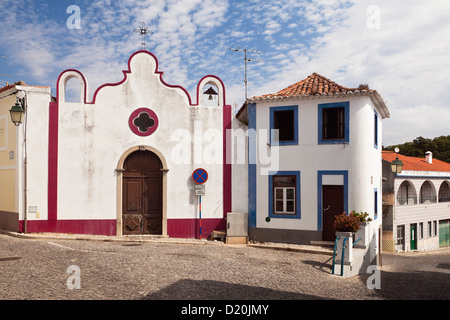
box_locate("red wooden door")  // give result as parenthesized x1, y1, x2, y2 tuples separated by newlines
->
(123, 151, 162, 235)
(322, 185, 344, 241)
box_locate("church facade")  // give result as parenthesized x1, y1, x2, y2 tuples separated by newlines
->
(2, 50, 245, 239)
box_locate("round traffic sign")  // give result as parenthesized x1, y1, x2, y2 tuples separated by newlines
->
(192, 168, 208, 185)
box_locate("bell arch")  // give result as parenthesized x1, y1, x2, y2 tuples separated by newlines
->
(197, 76, 225, 107)
(57, 69, 88, 103)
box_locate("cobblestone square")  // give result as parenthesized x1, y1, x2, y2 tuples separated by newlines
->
(0, 234, 449, 301)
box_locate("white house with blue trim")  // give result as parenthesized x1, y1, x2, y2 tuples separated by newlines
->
(236, 73, 389, 271)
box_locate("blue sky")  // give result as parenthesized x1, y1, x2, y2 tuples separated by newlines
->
(1, 0, 449, 146)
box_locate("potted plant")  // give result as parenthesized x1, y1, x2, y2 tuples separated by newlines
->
(351, 210, 372, 223)
(333, 212, 361, 233)
(351, 210, 372, 247)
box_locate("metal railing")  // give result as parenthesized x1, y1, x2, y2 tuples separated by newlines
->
(397, 196, 450, 205)
(331, 236, 349, 277)
(419, 196, 437, 204)
(397, 197, 417, 206)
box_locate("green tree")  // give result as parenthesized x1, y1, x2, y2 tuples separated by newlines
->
(384, 135, 450, 163)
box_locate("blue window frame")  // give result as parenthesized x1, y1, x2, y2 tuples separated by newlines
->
(374, 188, 378, 219)
(374, 109, 379, 149)
(270, 105, 298, 146)
(269, 171, 301, 219)
(318, 102, 349, 144)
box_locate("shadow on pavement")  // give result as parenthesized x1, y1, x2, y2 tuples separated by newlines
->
(142, 279, 330, 300)
(372, 270, 450, 300)
(301, 258, 334, 274)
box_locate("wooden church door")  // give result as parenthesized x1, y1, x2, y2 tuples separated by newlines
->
(123, 150, 163, 235)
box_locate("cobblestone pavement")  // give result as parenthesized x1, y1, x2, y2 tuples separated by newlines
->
(0, 233, 449, 301)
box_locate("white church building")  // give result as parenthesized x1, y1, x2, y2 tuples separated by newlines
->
(0, 50, 248, 239)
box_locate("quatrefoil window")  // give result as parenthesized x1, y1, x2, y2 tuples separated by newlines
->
(133, 112, 155, 133)
(129, 108, 159, 137)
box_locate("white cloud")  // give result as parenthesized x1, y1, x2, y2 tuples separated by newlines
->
(1, 0, 449, 147)
(246, 0, 450, 145)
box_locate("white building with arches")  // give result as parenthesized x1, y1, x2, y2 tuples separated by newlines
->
(382, 151, 450, 252)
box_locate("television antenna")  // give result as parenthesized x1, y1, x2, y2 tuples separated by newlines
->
(0, 55, 11, 86)
(230, 48, 263, 101)
(134, 22, 153, 51)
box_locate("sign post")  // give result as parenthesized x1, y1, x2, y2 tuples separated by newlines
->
(192, 168, 208, 240)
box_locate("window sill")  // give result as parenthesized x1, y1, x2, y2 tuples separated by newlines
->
(268, 214, 301, 219)
(318, 139, 349, 145)
(272, 140, 298, 146)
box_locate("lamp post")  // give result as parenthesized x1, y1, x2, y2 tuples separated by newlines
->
(9, 94, 27, 233)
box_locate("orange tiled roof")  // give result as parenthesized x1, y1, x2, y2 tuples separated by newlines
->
(382, 151, 450, 172)
(248, 73, 376, 101)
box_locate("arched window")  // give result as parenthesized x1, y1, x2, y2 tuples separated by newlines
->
(65, 76, 83, 103)
(439, 181, 450, 203)
(58, 70, 88, 104)
(397, 180, 417, 205)
(419, 181, 436, 204)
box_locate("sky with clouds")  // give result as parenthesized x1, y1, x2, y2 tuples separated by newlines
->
(0, 0, 449, 146)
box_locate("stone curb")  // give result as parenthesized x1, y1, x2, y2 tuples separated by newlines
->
(247, 243, 333, 256)
(0, 229, 334, 255)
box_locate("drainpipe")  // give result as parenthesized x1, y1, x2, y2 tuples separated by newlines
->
(21, 93, 28, 233)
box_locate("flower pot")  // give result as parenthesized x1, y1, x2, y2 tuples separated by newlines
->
(335, 231, 354, 263)
(355, 222, 369, 248)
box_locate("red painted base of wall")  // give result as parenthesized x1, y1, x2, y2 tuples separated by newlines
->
(19, 220, 117, 236)
(167, 218, 226, 239)
(19, 218, 226, 239)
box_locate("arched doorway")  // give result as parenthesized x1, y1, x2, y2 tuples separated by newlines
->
(122, 150, 163, 235)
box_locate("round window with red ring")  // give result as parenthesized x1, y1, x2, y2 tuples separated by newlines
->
(129, 108, 159, 137)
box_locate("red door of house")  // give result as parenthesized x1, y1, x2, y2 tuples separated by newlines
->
(322, 185, 344, 241)
(123, 151, 162, 235)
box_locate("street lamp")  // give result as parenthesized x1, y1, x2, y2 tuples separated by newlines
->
(9, 100, 25, 126)
(391, 147, 404, 174)
(9, 94, 28, 233)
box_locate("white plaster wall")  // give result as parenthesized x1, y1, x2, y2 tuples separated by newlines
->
(231, 117, 248, 213)
(56, 52, 226, 221)
(254, 95, 383, 233)
(17, 87, 51, 221)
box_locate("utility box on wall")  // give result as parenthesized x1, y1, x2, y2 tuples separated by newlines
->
(226, 212, 248, 244)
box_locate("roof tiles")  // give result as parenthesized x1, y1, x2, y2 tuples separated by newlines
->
(382, 151, 450, 172)
(248, 72, 375, 101)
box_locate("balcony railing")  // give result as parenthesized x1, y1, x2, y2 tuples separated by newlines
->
(397, 196, 450, 205)
(419, 196, 437, 204)
(397, 197, 417, 206)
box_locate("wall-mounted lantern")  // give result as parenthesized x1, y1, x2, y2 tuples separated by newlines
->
(391, 147, 404, 174)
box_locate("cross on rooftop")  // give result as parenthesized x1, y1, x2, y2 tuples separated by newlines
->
(134, 22, 153, 50)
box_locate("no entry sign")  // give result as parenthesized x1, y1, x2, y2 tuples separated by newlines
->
(192, 168, 208, 185)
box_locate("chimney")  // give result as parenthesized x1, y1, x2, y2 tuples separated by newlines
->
(425, 151, 433, 164)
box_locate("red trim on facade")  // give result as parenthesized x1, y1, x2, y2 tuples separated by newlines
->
(20, 220, 117, 236)
(48, 102, 58, 222)
(223, 104, 232, 218)
(167, 218, 226, 239)
(21, 218, 224, 238)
